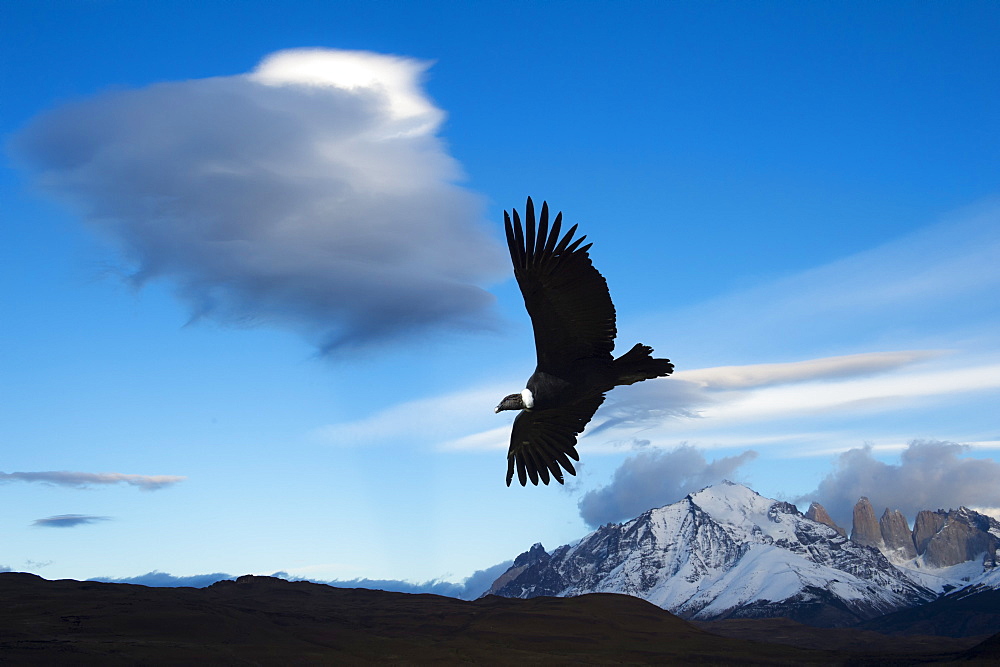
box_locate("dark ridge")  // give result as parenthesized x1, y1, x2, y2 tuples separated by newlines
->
(856, 587, 1000, 638)
(0, 572, 856, 664)
(696, 617, 985, 654)
(4, 572, 999, 664)
(962, 631, 1000, 662)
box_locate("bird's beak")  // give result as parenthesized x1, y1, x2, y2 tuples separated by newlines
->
(495, 393, 522, 413)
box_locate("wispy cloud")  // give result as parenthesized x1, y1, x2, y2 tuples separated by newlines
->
(1, 471, 185, 490)
(11, 48, 505, 352)
(438, 426, 511, 452)
(577, 446, 758, 528)
(25, 560, 53, 569)
(595, 203, 1000, 458)
(658, 200, 1000, 361)
(795, 440, 1000, 528)
(569, 355, 1000, 462)
(312, 386, 506, 447)
(425, 349, 963, 454)
(693, 360, 1000, 425)
(32, 514, 110, 528)
(313, 345, 990, 464)
(678, 350, 946, 391)
(584, 350, 950, 440)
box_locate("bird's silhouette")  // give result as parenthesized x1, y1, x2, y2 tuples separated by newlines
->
(496, 198, 674, 486)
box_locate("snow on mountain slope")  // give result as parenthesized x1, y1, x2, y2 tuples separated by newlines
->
(487, 482, 935, 625)
(975, 565, 1000, 589)
(875, 505, 1000, 594)
(895, 558, 994, 594)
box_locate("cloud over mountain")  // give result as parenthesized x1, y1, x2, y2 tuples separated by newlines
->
(797, 439, 1000, 527)
(11, 48, 506, 351)
(577, 445, 758, 527)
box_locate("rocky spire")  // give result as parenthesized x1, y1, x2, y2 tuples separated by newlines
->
(851, 497, 884, 549)
(912, 508, 1000, 568)
(913, 510, 947, 555)
(805, 502, 847, 537)
(879, 508, 917, 560)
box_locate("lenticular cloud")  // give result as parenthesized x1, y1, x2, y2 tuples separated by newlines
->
(12, 48, 506, 351)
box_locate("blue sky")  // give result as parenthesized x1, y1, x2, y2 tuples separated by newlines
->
(2, 1, 999, 592)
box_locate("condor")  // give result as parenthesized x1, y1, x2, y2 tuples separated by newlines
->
(496, 198, 674, 486)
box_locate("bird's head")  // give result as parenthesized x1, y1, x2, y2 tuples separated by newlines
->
(495, 388, 534, 413)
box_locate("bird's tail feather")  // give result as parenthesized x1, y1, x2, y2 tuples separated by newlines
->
(614, 343, 674, 386)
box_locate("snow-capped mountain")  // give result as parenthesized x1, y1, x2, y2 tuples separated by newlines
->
(864, 503, 1000, 594)
(486, 482, 938, 626)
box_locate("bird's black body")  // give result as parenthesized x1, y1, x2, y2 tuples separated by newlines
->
(496, 198, 674, 486)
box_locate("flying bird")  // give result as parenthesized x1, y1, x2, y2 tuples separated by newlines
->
(496, 198, 674, 486)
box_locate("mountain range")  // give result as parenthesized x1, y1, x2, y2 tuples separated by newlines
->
(486, 481, 1000, 629)
(5, 481, 1000, 661)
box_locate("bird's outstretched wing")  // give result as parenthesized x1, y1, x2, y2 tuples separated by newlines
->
(506, 393, 606, 486)
(504, 198, 617, 372)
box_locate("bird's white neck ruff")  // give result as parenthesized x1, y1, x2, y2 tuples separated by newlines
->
(521, 388, 535, 409)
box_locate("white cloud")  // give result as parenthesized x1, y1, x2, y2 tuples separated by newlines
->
(972, 508, 1000, 521)
(12, 48, 506, 352)
(577, 446, 759, 527)
(695, 360, 1000, 425)
(580, 349, 987, 449)
(795, 440, 1000, 528)
(250, 49, 440, 132)
(677, 350, 946, 391)
(438, 426, 510, 452)
(330, 349, 990, 459)
(312, 385, 508, 447)
(777, 438, 1000, 459)
(967, 440, 1000, 450)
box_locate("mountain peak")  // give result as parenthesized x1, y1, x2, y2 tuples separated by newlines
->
(805, 502, 847, 537)
(688, 480, 769, 517)
(487, 483, 936, 625)
(689, 479, 752, 497)
(879, 508, 917, 561)
(851, 496, 885, 550)
(910, 507, 1000, 569)
(686, 481, 804, 544)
